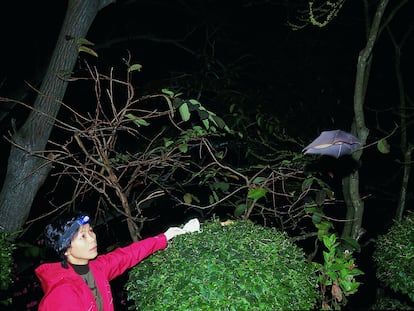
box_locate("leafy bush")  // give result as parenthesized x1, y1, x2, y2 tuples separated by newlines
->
(314, 233, 364, 310)
(126, 219, 318, 310)
(373, 212, 414, 302)
(0, 231, 15, 291)
(370, 295, 413, 310)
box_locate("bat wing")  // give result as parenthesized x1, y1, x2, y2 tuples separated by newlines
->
(302, 130, 361, 158)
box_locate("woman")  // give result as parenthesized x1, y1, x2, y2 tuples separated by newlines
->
(35, 212, 198, 310)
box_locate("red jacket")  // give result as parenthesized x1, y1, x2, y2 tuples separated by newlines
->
(35, 233, 167, 311)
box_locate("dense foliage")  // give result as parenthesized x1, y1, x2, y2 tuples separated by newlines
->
(126, 218, 318, 310)
(370, 296, 413, 310)
(0, 231, 15, 306)
(373, 212, 414, 302)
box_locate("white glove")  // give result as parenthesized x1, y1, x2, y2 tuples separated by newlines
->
(164, 218, 201, 241)
(182, 218, 200, 233)
(164, 227, 186, 241)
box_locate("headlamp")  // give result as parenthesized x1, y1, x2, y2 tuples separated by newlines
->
(57, 215, 90, 251)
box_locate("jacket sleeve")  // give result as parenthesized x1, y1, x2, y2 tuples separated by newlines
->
(93, 233, 168, 281)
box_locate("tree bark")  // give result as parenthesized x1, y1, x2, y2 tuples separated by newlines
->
(0, 0, 115, 234)
(341, 0, 389, 240)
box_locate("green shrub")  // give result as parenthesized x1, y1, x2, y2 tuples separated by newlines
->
(0, 231, 15, 290)
(373, 212, 414, 302)
(370, 295, 413, 310)
(126, 219, 318, 310)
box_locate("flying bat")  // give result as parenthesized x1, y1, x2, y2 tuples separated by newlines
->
(302, 130, 362, 158)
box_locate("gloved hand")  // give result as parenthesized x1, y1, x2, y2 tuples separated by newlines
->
(164, 218, 200, 241)
(164, 227, 186, 241)
(182, 218, 200, 233)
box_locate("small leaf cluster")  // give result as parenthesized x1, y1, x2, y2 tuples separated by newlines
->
(373, 212, 414, 302)
(314, 234, 364, 310)
(126, 219, 318, 310)
(0, 231, 16, 291)
(164, 88, 231, 134)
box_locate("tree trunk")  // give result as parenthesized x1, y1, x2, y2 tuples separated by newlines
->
(392, 24, 414, 221)
(0, 0, 114, 234)
(341, 0, 389, 240)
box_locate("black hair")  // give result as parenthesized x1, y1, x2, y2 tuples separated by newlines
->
(44, 211, 90, 267)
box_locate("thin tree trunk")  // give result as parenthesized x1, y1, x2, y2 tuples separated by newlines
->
(341, 0, 389, 240)
(0, 0, 114, 234)
(391, 25, 414, 221)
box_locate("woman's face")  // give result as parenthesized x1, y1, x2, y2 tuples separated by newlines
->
(65, 224, 98, 265)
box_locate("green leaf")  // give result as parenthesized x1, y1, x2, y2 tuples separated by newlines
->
(179, 103, 191, 122)
(128, 63, 143, 73)
(210, 115, 227, 129)
(234, 204, 247, 217)
(349, 268, 364, 277)
(178, 143, 188, 153)
(247, 187, 267, 200)
(301, 177, 314, 191)
(305, 205, 317, 213)
(212, 182, 230, 192)
(172, 97, 183, 109)
(315, 221, 332, 240)
(312, 212, 323, 224)
(198, 110, 210, 120)
(252, 177, 266, 184)
(315, 189, 328, 205)
(188, 98, 201, 106)
(322, 251, 331, 264)
(202, 119, 210, 129)
(211, 190, 219, 203)
(77, 38, 94, 46)
(78, 45, 98, 57)
(183, 193, 192, 204)
(377, 138, 390, 154)
(162, 88, 175, 97)
(136, 119, 150, 126)
(125, 113, 150, 127)
(163, 138, 174, 148)
(339, 280, 355, 292)
(323, 235, 331, 249)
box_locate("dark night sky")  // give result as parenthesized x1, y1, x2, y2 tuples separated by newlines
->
(1, 0, 414, 309)
(3, 0, 411, 134)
